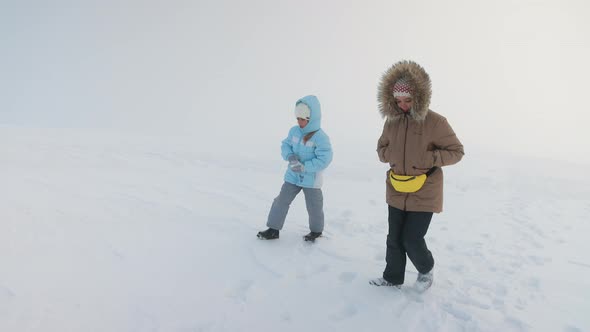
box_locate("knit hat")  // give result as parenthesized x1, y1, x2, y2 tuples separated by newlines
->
(295, 102, 311, 119)
(392, 79, 413, 98)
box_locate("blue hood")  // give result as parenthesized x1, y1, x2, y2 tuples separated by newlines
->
(296, 95, 321, 134)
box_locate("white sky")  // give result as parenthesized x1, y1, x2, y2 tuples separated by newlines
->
(1, 0, 589, 163)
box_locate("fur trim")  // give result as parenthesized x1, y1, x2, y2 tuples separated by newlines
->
(377, 60, 432, 121)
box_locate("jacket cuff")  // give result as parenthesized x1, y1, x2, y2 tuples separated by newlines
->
(433, 150, 442, 167)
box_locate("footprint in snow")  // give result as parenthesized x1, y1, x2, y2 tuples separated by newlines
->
(280, 312, 291, 322)
(441, 302, 472, 321)
(329, 303, 358, 321)
(0, 286, 15, 298)
(338, 272, 356, 283)
(563, 325, 583, 332)
(450, 264, 465, 273)
(373, 252, 385, 261)
(528, 255, 548, 266)
(225, 279, 254, 302)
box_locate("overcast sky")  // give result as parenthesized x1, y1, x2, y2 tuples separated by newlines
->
(1, 0, 589, 163)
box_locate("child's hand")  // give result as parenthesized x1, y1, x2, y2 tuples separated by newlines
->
(290, 161, 304, 173)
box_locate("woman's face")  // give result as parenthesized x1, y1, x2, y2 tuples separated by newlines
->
(297, 117, 309, 128)
(395, 97, 413, 112)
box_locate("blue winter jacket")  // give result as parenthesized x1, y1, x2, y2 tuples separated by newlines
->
(281, 95, 333, 188)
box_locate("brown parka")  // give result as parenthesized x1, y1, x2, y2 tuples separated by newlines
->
(377, 61, 464, 213)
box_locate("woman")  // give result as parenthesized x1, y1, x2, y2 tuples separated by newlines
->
(257, 95, 333, 242)
(370, 60, 464, 291)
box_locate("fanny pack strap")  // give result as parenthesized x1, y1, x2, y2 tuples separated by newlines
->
(390, 167, 439, 181)
(425, 167, 439, 177)
(390, 174, 417, 182)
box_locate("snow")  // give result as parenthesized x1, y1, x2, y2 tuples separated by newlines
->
(2, 0, 589, 330)
(1, 126, 589, 332)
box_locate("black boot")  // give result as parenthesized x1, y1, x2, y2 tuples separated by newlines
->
(303, 231, 322, 242)
(257, 228, 279, 240)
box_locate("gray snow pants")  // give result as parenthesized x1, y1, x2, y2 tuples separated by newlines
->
(266, 182, 324, 233)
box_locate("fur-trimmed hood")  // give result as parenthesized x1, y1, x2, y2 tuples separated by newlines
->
(377, 60, 432, 121)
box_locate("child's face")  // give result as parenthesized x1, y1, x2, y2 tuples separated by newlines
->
(297, 117, 309, 128)
(394, 97, 413, 112)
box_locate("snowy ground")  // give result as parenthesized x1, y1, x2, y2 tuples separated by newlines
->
(1, 127, 589, 332)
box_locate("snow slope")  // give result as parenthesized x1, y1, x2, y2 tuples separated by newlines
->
(1, 127, 589, 332)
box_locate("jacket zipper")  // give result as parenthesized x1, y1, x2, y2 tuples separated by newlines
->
(403, 114, 409, 174)
(297, 133, 304, 184)
(403, 113, 409, 211)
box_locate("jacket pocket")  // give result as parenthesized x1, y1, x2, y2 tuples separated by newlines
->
(416, 150, 435, 169)
(412, 166, 431, 172)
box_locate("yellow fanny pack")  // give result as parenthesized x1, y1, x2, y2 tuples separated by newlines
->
(389, 168, 437, 193)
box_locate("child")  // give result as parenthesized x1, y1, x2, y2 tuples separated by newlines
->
(257, 95, 333, 242)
